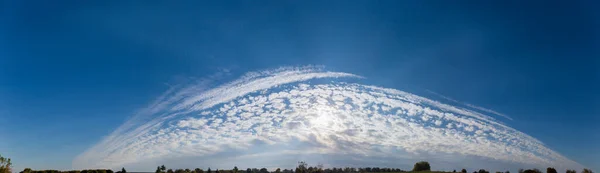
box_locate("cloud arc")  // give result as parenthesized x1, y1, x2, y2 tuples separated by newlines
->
(73, 66, 583, 170)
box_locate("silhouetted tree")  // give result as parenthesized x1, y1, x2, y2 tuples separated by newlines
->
(566, 170, 576, 173)
(22, 168, 33, 173)
(275, 169, 281, 173)
(582, 169, 593, 173)
(156, 167, 162, 173)
(167, 169, 174, 173)
(523, 169, 541, 173)
(0, 154, 12, 173)
(20, 168, 32, 173)
(462, 169, 467, 173)
(207, 168, 212, 173)
(478, 169, 489, 173)
(120, 168, 126, 173)
(297, 162, 308, 173)
(412, 161, 430, 172)
(309, 167, 316, 173)
(547, 168, 557, 173)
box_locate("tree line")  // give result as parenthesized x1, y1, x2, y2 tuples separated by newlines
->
(151, 162, 404, 173)
(18, 168, 115, 173)
(0, 154, 594, 173)
(143, 161, 593, 173)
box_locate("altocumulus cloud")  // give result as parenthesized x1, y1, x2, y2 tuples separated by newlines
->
(73, 66, 583, 170)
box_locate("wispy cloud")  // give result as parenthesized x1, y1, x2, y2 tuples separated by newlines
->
(426, 90, 513, 121)
(73, 66, 582, 171)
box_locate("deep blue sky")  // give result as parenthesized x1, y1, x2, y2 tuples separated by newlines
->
(1, 0, 599, 171)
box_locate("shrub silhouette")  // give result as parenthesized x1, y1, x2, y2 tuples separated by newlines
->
(523, 169, 541, 173)
(412, 161, 430, 171)
(547, 168, 557, 173)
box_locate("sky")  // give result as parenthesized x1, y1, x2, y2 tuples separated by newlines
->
(1, 0, 599, 172)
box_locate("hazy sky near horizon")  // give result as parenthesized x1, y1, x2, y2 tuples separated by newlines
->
(1, 0, 599, 172)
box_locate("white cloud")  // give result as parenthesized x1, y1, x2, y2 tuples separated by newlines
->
(73, 66, 584, 171)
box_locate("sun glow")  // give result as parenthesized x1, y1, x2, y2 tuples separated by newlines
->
(314, 111, 334, 126)
(309, 105, 339, 130)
